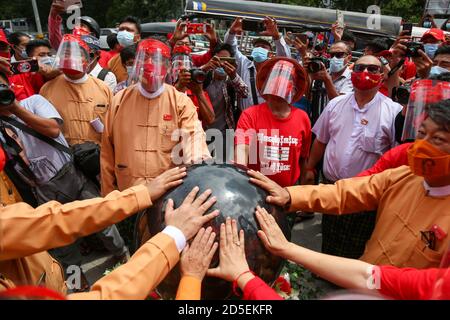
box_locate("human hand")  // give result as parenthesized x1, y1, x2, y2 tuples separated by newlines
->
(261, 16, 280, 40)
(229, 18, 243, 35)
(180, 227, 218, 280)
(294, 36, 309, 58)
(412, 49, 433, 79)
(221, 61, 237, 79)
(201, 56, 221, 72)
(255, 206, 290, 257)
(164, 187, 219, 241)
(207, 217, 250, 282)
(331, 22, 344, 41)
(204, 23, 218, 48)
(50, 0, 66, 17)
(309, 64, 330, 81)
(170, 19, 189, 47)
(145, 167, 186, 202)
(247, 170, 291, 208)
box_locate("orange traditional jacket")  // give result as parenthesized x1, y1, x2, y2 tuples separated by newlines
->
(287, 166, 450, 269)
(101, 83, 210, 196)
(0, 186, 155, 296)
(39, 75, 112, 145)
(108, 54, 128, 83)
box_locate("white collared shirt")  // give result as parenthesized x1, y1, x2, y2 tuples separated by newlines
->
(89, 63, 117, 92)
(423, 181, 450, 197)
(313, 92, 402, 181)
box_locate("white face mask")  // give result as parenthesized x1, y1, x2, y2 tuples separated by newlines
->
(329, 57, 346, 73)
(117, 30, 135, 48)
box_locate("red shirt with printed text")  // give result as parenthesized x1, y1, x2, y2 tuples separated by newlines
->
(235, 103, 312, 187)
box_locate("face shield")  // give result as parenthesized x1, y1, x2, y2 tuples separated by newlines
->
(171, 45, 193, 85)
(402, 79, 450, 141)
(260, 60, 298, 104)
(431, 242, 450, 299)
(53, 34, 90, 75)
(129, 39, 171, 93)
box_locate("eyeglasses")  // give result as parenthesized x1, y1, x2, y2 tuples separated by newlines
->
(354, 64, 382, 74)
(329, 52, 348, 59)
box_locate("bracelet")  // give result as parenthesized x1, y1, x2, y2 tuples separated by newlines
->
(232, 270, 255, 296)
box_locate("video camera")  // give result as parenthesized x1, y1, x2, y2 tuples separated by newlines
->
(308, 57, 330, 73)
(189, 68, 206, 84)
(392, 84, 411, 106)
(405, 42, 424, 58)
(0, 84, 15, 106)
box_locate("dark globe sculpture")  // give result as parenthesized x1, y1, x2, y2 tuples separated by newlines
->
(133, 163, 290, 300)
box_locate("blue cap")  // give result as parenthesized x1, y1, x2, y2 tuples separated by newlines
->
(81, 35, 100, 51)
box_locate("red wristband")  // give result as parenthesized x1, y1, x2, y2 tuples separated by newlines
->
(232, 270, 255, 296)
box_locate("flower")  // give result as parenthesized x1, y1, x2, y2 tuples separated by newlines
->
(274, 276, 292, 295)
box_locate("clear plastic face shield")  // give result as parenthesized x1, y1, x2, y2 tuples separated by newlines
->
(432, 242, 450, 299)
(402, 80, 450, 141)
(53, 35, 89, 75)
(171, 54, 193, 85)
(129, 39, 171, 93)
(260, 60, 298, 104)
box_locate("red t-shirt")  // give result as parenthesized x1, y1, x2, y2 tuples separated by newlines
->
(378, 266, 450, 300)
(356, 143, 412, 177)
(98, 50, 119, 69)
(401, 58, 417, 81)
(185, 89, 213, 127)
(9, 73, 37, 101)
(235, 103, 312, 187)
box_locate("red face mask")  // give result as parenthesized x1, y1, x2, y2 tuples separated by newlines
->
(142, 63, 167, 92)
(351, 71, 382, 91)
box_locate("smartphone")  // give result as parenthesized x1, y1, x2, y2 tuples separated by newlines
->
(219, 57, 236, 66)
(336, 10, 344, 29)
(402, 23, 413, 36)
(242, 20, 264, 32)
(10, 59, 39, 75)
(185, 23, 211, 34)
(63, 0, 83, 11)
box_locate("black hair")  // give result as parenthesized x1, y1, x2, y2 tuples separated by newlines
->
(25, 39, 51, 57)
(342, 29, 356, 46)
(0, 71, 9, 84)
(435, 45, 450, 59)
(426, 99, 450, 132)
(365, 38, 390, 53)
(213, 43, 234, 57)
(7, 32, 29, 46)
(120, 43, 137, 63)
(120, 16, 141, 34)
(107, 33, 118, 50)
(253, 38, 272, 51)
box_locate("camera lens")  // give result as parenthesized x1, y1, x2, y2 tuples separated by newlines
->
(0, 85, 15, 106)
(190, 69, 206, 84)
(308, 60, 322, 73)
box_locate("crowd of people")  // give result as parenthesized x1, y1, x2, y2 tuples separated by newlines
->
(0, 0, 449, 300)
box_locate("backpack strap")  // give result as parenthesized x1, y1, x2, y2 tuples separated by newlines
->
(97, 68, 110, 81)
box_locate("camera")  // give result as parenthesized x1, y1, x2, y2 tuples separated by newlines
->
(10, 59, 39, 75)
(405, 42, 424, 58)
(392, 84, 411, 106)
(308, 57, 330, 73)
(0, 84, 15, 106)
(190, 68, 206, 84)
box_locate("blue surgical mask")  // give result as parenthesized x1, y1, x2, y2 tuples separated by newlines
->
(215, 67, 226, 77)
(40, 56, 55, 67)
(429, 65, 448, 77)
(251, 47, 269, 63)
(117, 30, 135, 48)
(15, 46, 27, 59)
(329, 57, 345, 73)
(423, 21, 432, 28)
(424, 43, 439, 59)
